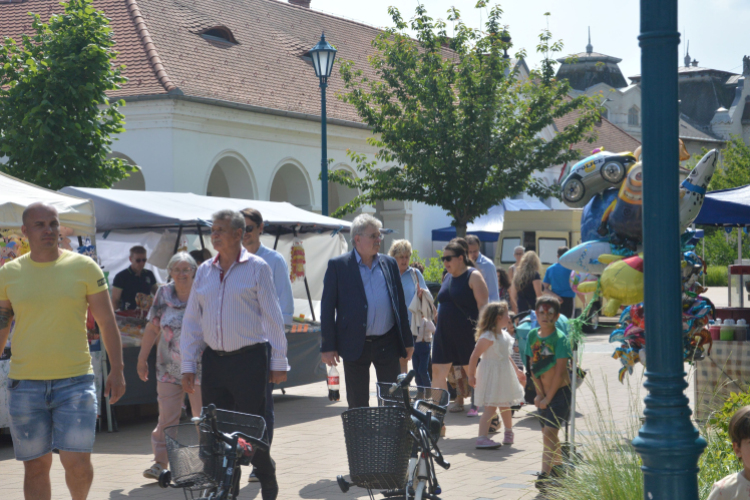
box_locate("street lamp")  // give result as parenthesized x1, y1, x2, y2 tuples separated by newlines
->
(309, 33, 337, 216)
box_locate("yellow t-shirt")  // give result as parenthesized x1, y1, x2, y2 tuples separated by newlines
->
(0, 250, 108, 380)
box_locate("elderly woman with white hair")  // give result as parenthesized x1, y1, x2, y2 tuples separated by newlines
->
(137, 252, 202, 480)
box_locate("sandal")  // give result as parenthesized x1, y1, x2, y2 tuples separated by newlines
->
(448, 403, 465, 413)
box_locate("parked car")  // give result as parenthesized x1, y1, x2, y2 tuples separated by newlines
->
(560, 152, 637, 208)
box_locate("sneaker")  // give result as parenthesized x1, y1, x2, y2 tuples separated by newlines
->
(143, 463, 165, 480)
(475, 436, 502, 449)
(248, 469, 260, 482)
(466, 408, 479, 417)
(448, 402, 464, 413)
(503, 430, 514, 445)
(488, 414, 501, 434)
(535, 471, 550, 491)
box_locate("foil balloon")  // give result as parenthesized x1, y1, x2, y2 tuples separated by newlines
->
(569, 271, 598, 294)
(580, 188, 619, 243)
(679, 149, 718, 232)
(561, 240, 638, 276)
(599, 163, 643, 250)
(578, 254, 644, 316)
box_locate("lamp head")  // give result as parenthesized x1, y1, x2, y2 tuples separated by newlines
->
(309, 32, 337, 81)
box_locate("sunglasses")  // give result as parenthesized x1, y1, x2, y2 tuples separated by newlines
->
(134, 258, 147, 263)
(441, 255, 457, 262)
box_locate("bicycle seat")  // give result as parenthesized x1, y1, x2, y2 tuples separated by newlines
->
(411, 401, 442, 438)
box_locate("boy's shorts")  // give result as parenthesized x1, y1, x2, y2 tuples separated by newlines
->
(8, 374, 97, 461)
(539, 385, 572, 430)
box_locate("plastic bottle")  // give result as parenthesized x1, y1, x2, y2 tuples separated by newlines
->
(736, 319, 748, 342)
(709, 319, 722, 341)
(720, 319, 736, 341)
(327, 365, 340, 401)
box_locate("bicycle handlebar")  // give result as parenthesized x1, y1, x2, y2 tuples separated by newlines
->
(389, 370, 416, 394)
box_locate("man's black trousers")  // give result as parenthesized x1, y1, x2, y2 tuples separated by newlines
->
(201, 343, 275, 484)
(343, 327, 401, 409)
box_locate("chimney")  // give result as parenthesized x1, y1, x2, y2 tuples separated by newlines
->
(289, 0, 311, 7)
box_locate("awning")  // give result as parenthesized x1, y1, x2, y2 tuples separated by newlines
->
(695, 184, 750, 227)
(431, 199, 552, 242)
(59, 187, 351, 234)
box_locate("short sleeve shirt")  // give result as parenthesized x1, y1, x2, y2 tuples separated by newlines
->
(0, 251, 107, 380)
(112, 267, 156, 310)
(524, 327, 571, 378)
(543, 263, 575, 298)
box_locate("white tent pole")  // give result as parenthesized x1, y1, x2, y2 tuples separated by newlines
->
(569, 344, 578, 455)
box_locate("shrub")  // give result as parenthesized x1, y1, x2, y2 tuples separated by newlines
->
(706, 266, 728, 287)
(410, 249, 444, 284)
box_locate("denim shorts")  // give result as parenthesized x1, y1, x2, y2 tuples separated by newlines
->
(539, 385, 572, 430)
(7, 374, 97, 461)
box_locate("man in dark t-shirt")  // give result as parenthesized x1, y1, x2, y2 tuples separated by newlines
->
(111, 245, 157, 311)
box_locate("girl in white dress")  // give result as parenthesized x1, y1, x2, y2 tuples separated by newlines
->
(467, 301, 527, 449)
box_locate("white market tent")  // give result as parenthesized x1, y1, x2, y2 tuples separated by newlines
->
(0, 172, 95, 235)
(59, 187, 350, 235)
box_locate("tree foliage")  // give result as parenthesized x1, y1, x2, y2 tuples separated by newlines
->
(0, 0, 129, 190)
(330, 4, 600, 236)
(709, 135, 750, 192)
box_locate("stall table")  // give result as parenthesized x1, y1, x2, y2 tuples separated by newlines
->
(694, 340, 750, 421)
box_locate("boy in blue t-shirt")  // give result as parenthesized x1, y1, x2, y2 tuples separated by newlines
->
(525, 296, 572, 490)
(542, 247, 576, 319)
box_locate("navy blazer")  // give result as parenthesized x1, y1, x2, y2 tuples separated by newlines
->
(321, 250, 413, 361)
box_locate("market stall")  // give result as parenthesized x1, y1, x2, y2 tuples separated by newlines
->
(693, 183, 750, 420)
(0, 172, 97, 430)
(59, 187, 349, 408)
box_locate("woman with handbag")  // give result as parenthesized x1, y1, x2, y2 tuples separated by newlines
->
(389, 240, 434, 386)
(431, 241, 489, 414)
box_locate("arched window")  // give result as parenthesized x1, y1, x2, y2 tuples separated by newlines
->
(628, 106, 640, 126)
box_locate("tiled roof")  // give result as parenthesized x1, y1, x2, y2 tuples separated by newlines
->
(553, 111, 641, 157)
(679, 114, 724, 143)
(0, 0, 168, 97)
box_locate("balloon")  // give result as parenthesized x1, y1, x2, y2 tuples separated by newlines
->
(679, 149, 717, 232)
(600, 163, 643, 250)
(581, 188, 619, 242)
(579, 254, 644, 316)
(569, 271, 598, 294)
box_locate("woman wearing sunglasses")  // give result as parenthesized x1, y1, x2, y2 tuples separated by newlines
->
(431, 240, 489, 418)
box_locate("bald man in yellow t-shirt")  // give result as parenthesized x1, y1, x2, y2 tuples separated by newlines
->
(0, 203, 125, 500)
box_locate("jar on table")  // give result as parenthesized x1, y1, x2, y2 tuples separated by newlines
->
(736, 319, 748, 342)
(720, 319, 736, 341)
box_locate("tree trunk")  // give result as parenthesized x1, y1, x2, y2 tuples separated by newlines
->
(455, 220, 468, 238)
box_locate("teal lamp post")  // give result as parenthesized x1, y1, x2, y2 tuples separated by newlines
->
(632, 0, 707, 497)
(309, 33, 337, 216)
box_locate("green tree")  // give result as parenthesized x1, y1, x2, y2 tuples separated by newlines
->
(0, 0, 129, 190)
(709, 135, 750, 192)
(329, 4, 599, 236)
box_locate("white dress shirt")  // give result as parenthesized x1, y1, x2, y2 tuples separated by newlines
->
(181, 248, 289, 373)
(476, 252, 500, 303)
(255, 243, 294, 326)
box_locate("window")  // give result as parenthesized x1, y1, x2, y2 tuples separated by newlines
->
(538, 238, 568, 265)
(500, 238, 521, 263)
(200, 26, 237, 45)
(628, 106, 640, 126)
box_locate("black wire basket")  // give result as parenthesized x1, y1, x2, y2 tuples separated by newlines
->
(341, 406, 413, 491)
(164, 409, 267, 489)
(414, 400, 447, 443)
(376, 383, 449, 408)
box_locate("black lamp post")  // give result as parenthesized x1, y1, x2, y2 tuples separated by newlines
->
(309, 33, 337, 216)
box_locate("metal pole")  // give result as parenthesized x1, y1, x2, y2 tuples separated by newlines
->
(569, 344, 577, 454)
(320, 79, 329, 216)
(633, 1, 706, 498)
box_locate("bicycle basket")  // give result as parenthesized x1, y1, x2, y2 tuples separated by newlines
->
(212, 408, 266, 443)
(164, 424, 218, 489)
(376, 383, 449, 408)
(414, 400, 446, 443)
(341, 406, 412, 490)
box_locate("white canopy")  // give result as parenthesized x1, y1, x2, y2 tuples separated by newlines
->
(59, 187, 351, 234)
(0, 172, 95, 235)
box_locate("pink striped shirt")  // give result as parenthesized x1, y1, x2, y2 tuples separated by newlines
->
(181, 248, 289, 373)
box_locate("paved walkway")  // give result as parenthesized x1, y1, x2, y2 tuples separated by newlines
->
(0, 330, 694, 500)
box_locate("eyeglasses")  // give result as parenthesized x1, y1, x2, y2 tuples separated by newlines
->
(134, 258, 147, 263)
(441, 255, 457, 262)
(244, 225, 256, 233)
(362, 233, 384, 241)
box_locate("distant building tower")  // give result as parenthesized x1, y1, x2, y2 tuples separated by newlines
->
(555, 27, 628, 91)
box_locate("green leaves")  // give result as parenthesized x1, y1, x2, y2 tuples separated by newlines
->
(332, 3, 598, 234)
(0, 0, 129, 190)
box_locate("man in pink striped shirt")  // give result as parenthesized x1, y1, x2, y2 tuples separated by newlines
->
(181, 210, 287, 500)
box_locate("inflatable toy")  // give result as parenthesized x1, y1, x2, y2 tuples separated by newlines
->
(679, 149, 718, 232)
(561, 151, 637, 208)
(578, 254, 644, 316)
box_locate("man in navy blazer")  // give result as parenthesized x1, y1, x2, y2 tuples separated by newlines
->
(321, 214, 413, 408)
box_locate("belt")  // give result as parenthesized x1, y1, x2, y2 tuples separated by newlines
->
(210, 343, 266, 357)
(365, 328, 396, 342)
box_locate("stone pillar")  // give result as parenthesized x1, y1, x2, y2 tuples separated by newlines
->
(379, 200, 412, 254)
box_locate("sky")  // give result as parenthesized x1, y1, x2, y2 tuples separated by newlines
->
(310, 0, 750, 81)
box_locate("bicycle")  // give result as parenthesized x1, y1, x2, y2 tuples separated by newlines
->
(157, 404, 268, 500)
(337, 371, 451, 500)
